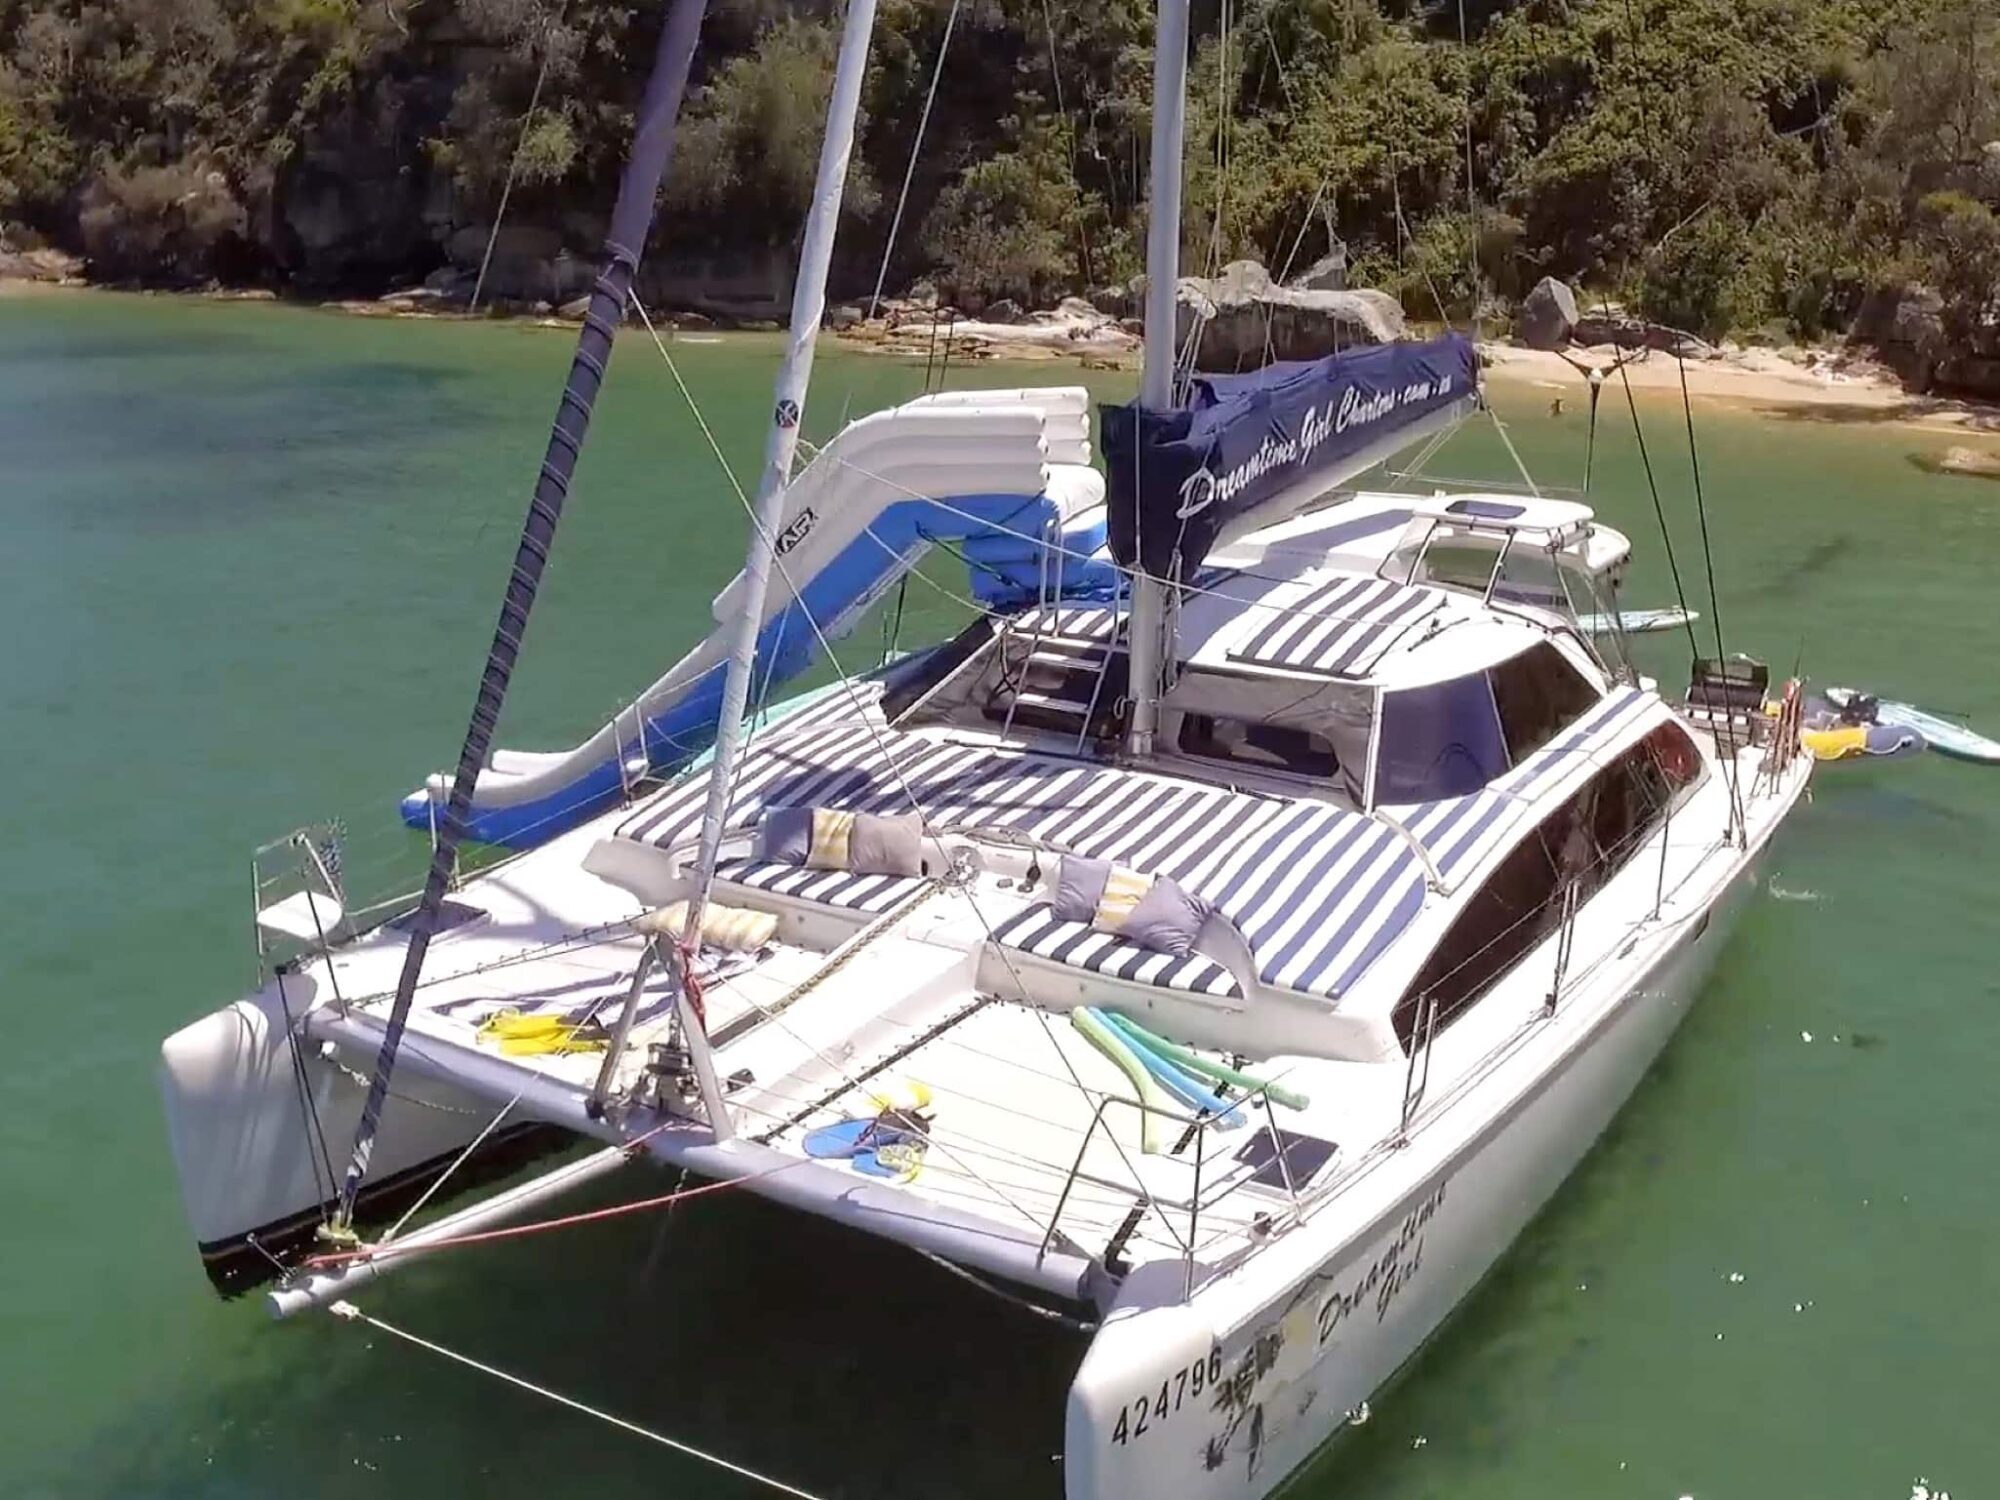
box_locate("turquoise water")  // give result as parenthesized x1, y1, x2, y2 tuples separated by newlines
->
(3, 288, 1997, 1499)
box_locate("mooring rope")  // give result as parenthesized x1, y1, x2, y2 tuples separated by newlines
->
(328, 1301, 830, 1500)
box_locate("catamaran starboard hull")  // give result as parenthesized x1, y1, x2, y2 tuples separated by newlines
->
(1062, 760, 1805, 1500)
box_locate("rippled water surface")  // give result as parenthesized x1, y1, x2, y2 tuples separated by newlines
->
(3, 289, 1996, 1500)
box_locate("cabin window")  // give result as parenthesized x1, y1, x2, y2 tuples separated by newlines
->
(1179, 714, 1341, 779)
(1371, 675, 1510, 803)
(1487, 642, 1601, 762)
(1391, 726, 1699, 1048)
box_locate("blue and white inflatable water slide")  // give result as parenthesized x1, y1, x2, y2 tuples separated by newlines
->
(399, 386, 1117, 848)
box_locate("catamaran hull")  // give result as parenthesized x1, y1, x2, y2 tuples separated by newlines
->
(157, 979, 530, 1294)
(1064, 805, 1789, 1500)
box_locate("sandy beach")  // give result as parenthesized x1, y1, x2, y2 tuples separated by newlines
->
(1479, 341, 2000, 434)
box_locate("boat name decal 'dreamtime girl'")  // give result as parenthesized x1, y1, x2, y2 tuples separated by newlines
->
(1315, 1178, 1448, 1345)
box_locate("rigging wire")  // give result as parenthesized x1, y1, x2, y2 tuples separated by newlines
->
(380, 1091, 524, 1244)
(327, 1301, 831, 1500)
(469, 0, 572, 315)
(304, 1155, 812, 1268)
(866, 0, 965, 319)
(1674, 346, 1729, 668)
(1456, 0, 1480, 340)
(1037, 0, 1093, 285)
(624, 299, 1149, 1229)
(1673, 343, 1747, 843)
(1603, 301, 1703, 667)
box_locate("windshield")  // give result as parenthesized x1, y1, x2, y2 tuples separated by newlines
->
(1372, 673, 1511, 803)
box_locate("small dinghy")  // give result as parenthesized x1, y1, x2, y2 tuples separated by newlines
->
(1579, 605, 1699, 636)
(1825, 687, 2000, 765)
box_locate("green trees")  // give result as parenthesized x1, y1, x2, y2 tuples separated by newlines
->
(0, 0, 1992, 351)
(666, 14, 879, 248)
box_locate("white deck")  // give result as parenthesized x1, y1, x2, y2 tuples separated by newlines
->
(297, 719, 1803, 1293)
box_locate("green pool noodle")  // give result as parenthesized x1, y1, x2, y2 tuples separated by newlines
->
(1106, 1013, 1310, 1111)
(1070, 1007, 1168, 1154)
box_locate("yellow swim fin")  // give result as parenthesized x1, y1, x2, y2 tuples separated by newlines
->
(477, 1010, 609, 1056)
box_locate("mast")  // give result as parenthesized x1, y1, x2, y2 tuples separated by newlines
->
(673, 0, 882, 1134)
(1126, 0, 1192, 758)
(331, 0, 713, 1231)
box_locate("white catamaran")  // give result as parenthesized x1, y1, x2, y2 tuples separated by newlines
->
(156, 0, 1813, 1495)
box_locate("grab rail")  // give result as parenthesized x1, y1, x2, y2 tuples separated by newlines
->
(1035, 1084, 1309, 1301)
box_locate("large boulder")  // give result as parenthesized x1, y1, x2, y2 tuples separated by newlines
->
(0, 229, 83, 283)
(1847, 284, 1948, 390)
(1158, 259, 1407, 371)
(1519, 276, 1579, 350)
(1287, 244, 1349, 293)
(1088, 282, 1135, 319)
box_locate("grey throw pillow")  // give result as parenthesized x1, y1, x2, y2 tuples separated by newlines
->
(755, 804, 814, 864)
(1119, 876, 1207, 958)
(1051, 855, 1112, 924)
(848, 812, 924, 876)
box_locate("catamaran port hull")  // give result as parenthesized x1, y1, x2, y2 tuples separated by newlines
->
(157, 982, 532, 1294)
(1062, 761, 1805, 1500)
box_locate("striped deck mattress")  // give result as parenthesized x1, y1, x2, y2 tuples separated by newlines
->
(614, 685, 1664, 1005)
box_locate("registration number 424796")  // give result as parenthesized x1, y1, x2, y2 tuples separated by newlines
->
(1110, 1350, 1225, 1445)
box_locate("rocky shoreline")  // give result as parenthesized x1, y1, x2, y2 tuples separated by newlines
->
(9, 239, 2000, 437)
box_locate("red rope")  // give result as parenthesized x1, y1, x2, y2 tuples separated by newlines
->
(678, 937, 708, 1029)
(301, 1153, 808, 1269)
(300, 938, 735, 1273)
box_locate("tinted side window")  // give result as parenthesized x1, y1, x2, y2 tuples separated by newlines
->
(1393, 826, 1560, 1046)
(1180, 714, 1340, 779)
(1488, 642, 1601, 762)
(1392, 725, 1693, 1049)
(1373, 675, 1511, 803)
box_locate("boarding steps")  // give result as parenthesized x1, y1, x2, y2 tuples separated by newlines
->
(990, 632, 1128, 739)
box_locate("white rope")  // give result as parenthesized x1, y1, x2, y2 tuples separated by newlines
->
(327, 1301, 830, 1500)
(1486, 405, 1543, 498)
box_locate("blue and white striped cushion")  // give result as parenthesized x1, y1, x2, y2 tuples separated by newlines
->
(989, 905, 1243, 998)
(1230, 576, 1444, 677)
(714, 858, 926, 914)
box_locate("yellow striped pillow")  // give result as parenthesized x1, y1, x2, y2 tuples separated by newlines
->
(806, 808, 857, 870)
(1093, 865, 1156, 931)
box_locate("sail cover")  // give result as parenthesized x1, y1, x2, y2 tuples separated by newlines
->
(1103, 332, 1478, 576)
